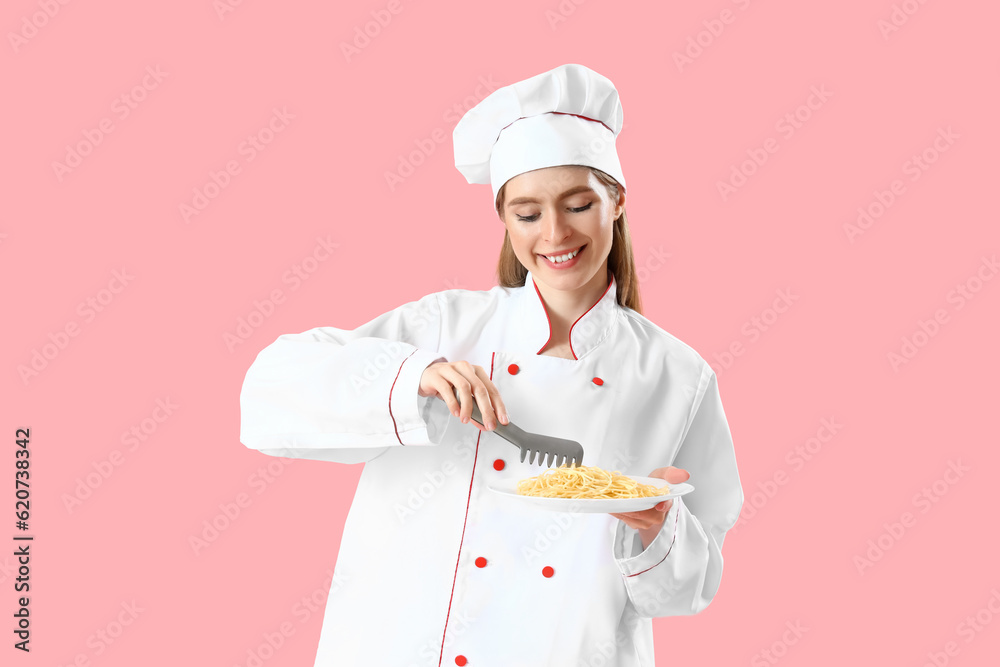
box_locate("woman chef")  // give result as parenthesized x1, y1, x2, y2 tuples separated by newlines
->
(239, 63, 744, 667)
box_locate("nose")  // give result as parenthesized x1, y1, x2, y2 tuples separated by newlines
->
(541, 206, 573, 243)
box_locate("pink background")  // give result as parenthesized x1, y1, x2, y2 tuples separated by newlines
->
(4, 1, 998, 665)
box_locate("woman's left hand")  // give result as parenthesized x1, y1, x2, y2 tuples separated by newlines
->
(609, 466, 690, 549)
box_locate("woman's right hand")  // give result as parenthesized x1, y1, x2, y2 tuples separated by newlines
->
(418, 361, 509, 431)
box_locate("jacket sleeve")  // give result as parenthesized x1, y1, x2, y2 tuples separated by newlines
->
(238, 290, 456, 464)
(610, 366, 744, 617)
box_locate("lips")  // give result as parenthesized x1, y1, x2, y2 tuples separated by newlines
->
(538, 244, 586, 268)
(538, 244, 585, 261)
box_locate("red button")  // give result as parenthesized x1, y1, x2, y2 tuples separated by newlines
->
(455, 656, 468, 666)
(592, 377, 604, 386)
(508, 363, 519, 374)
(542, 566, 555, 578)
(493, 458, 505, 471)
(475, 557, 487, 568)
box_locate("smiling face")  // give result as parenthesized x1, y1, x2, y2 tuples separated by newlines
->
(500, 166, 624, 294)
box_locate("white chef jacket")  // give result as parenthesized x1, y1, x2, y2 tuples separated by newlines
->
(239, 269, 743, 667)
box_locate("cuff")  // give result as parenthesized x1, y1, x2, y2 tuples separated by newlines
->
(613, 497, 682, 577)
(389, 348, 447, 445)
(417, 393, 455, 444)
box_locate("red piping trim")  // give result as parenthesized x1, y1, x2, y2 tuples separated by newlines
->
(495, 111, 614, 140)
(437, 351, 494, 666)
(388, 349, 418, 446)
(531, 278, 554, 356)
(551, 111, 615, 134)
(567, 278, 614, 360)
(625, 505, 680, 577)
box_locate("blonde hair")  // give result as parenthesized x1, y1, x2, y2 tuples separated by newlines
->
(494, 167, 643, 315)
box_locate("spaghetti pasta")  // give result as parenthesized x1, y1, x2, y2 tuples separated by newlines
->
(516, 464, 669, 500)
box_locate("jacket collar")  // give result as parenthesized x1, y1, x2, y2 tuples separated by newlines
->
(511, 269, 620, 360)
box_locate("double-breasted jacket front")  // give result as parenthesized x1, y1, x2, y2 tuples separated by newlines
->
(239, 270, 744, 666)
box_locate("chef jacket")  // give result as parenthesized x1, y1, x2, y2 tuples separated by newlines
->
(239, 269, 744, 667)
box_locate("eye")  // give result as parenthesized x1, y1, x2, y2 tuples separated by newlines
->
(515, 202, 592, 222)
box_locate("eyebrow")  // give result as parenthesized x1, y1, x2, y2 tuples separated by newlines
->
(506, 185, 596, 208)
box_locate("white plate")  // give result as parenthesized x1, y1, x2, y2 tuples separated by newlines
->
(488, 475, 694, 513)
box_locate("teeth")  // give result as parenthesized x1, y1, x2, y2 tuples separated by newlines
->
(544, 247, 581, 263)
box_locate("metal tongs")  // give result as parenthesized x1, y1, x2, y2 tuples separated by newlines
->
(452, 387, 584, 468)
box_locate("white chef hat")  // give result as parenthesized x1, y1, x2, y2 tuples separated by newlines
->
(453, 63, 626, 205)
